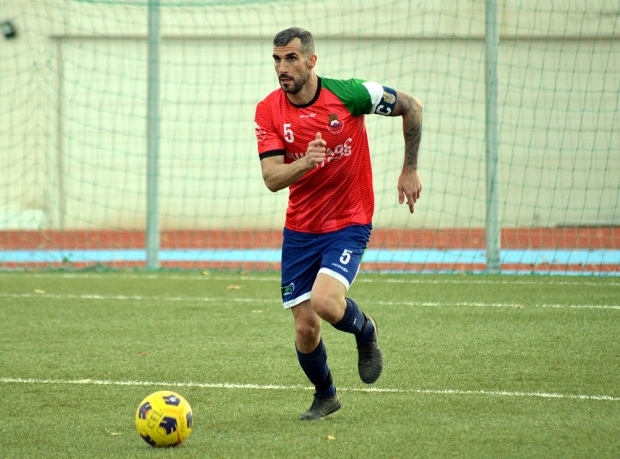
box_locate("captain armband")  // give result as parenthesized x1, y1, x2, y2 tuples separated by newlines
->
(373, 86, 397, 116)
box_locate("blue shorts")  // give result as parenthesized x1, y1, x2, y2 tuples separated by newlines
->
(280, 224, 372, 309)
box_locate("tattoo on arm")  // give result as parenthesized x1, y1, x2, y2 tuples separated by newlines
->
(403, 97, 422, 170)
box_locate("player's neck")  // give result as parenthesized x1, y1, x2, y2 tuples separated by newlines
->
(286, 73, 318, 106)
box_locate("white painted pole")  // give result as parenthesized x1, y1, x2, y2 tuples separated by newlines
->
(146, 0, 160, 269)
(485, 0, 501, 274)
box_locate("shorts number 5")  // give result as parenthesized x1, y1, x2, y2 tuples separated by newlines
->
(340, 249, 352, 265)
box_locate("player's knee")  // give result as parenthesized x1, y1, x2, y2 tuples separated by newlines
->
(295, 320, 320, 343)
(311, 292, 342, 323)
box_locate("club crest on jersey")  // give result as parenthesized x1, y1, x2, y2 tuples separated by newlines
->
(327, 114, 344, 134)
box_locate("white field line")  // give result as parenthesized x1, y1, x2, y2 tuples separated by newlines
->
(1, 292, 619, 310)
(377, 301, 620, 310)
(0, 272, 618, 287)
(0, 377, 618, 402)
(372, 278, 620, 287)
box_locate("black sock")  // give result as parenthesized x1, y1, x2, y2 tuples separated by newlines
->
(332, 297, 366, 335)
(296, 338, 336, 397)
(356, 314, 375, 344)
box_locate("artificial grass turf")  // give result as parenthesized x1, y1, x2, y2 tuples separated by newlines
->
(1, 271, 618, 457)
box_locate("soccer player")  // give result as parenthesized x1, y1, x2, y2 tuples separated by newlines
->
(254, 27, 423, 420)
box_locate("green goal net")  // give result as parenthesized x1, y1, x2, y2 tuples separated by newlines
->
(1, 0, 618, 274)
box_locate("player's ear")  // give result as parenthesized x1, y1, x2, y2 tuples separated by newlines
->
(307, 53, 317, 68)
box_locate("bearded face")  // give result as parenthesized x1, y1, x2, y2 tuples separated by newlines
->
(273, 38, 315, 98)
(279, 69, 310, 95)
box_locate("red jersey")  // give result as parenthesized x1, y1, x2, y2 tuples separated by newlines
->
(255, 77, 393, 233)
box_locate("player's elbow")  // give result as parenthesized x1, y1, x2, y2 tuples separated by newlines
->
(395, 92, 423, 118)
(410, 96, 423, 117)
(260, 157, 287, 192)
(265, 182, 280, 193)
(406, 96, 423, 126)
(262, 175, 282, 193)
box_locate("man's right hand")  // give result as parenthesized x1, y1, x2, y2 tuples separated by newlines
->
(305, 132, 326, 168)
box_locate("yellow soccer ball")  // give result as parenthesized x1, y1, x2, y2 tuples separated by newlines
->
(135, 391, 193, 447)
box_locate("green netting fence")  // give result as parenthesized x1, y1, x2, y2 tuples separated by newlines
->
(1, 0, 618, 273)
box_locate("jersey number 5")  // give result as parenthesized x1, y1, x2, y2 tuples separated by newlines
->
(283, 123, 295, 143)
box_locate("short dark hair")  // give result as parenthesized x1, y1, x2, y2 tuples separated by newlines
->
(273, 27, 315, 57)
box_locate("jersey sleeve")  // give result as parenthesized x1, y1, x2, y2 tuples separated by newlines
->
(255, 99, 285, 158)
(321, 78, 374, 117)
(321, 77, 398, 117)
(362, 81, 398, 116)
